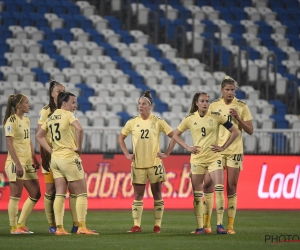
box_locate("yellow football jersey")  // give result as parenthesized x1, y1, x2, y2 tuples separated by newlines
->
(177, 111, 228, 164)
(121, 113, 173, 169)
(4, 115, 32, 165)
(38, 104, 52, 145)
(41, 109, 78, 159)
(209, 97, 252, 154)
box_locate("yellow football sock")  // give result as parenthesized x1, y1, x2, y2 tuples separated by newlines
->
(154, 200, 164, 227)
(76, 193, 87, 227)
(44, 193, 55, 226)
(18, 197, 38, 226)
(132, 200, 143, 227)
(193, 191, 203, 229)
(227, 194, 237, 229)
(215, 185, 225, 225)
(8, 197, 20, 227)
(203, 192, 213, 228)
(69, 193, 79, 226)
(54, 194, 66, 228)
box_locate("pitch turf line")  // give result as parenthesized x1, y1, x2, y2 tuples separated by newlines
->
(0, 210, 299, 250)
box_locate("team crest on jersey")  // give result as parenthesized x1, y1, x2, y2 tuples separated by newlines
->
(151, 122, 155, 129)
(209, 119, 213, 126)
(6, 126, 12, 133)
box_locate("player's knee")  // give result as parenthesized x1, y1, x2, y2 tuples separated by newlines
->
(35, 191, 41, 200)
(227, 183, 237, 194)
(46, 185, 56, 195)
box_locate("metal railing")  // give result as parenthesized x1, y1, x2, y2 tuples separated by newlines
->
(1, 127, 299, 155)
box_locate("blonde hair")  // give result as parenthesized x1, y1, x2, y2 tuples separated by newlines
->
(3, 94, 25, 125)
(221, 75, 238, 89)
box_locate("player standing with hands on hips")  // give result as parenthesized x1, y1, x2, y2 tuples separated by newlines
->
(36, 92, 98, 235)
(172, 92, 239, 234)
(203, 76, 253, 234)
(118, 90, 176, 234)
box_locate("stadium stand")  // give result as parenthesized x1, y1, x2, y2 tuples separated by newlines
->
(0, 0, 299, 154)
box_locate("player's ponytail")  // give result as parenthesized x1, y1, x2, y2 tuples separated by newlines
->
(48, 79, 65, 114)
(3, 94, 23, 126)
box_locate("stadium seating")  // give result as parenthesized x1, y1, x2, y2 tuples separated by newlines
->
(0, 0, 299, 154)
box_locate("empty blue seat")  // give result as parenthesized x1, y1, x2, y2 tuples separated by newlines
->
(136, 83, 156, 97)
(49, 3, 67, 14)
(50, 55, 70, 70)
(0, 57, 8, 66)
(97, 42, 118, 57)
(235, 89, 246, 99)
(112, 56, 132, 71)
(124, 70, 144, 85)
(269, 100, 288, 115)
(20, 3, 34, 13)
(195, 0, 211, 7)
(77, 97, 92, 113)
(0, 12, 17, 26)
(0, 27, 12, 40)
(4, 2, 20, 12)
(19, 16, 34, 27)
(271, 133, 287, 153)
(168, 70, 187, 87)
(228, 20, 245, 33)
(115, 30, 135, 45)
(117, 112, 133, 126)
(76, 84, 95, 97)
(270, 115, 289, 129)
(55, 28, 74, 43)
(155, 102, 168, 113)
(105, 16, 122, 30)
(91, 33, 105, 45)
(0, 41, 10, 54)
(32, 2, 51, 14)
(157, 58, 176, 71)
(64, 3, 80, 15)
(144, 44, 163, 59)
(31, 68, 50, 84)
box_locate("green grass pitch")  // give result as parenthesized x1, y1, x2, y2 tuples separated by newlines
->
(0, 210, 299, 250)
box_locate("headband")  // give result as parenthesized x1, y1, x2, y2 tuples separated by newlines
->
(140, 96, 152, 105)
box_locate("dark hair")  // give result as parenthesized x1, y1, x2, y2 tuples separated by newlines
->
(3, 94, 24, 125)
(57, 92, 75, 108)
(139, 90, 153, 105)
(221, 76, 238, 89)
(189, 92, 209, 114)
(48, 80, 65, 114)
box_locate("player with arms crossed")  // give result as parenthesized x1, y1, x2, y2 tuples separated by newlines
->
(172, 92, 239, 234)
(203, 76, 253, 234)
(3, 94, 41, 234)
(36, 92, 98, 235)
(118, 90, 176, 234)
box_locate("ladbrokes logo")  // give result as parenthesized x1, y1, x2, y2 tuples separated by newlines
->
(265, 234, 300, 244)
(85, 162, 193, 199)
(258, 164, 300, 199)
